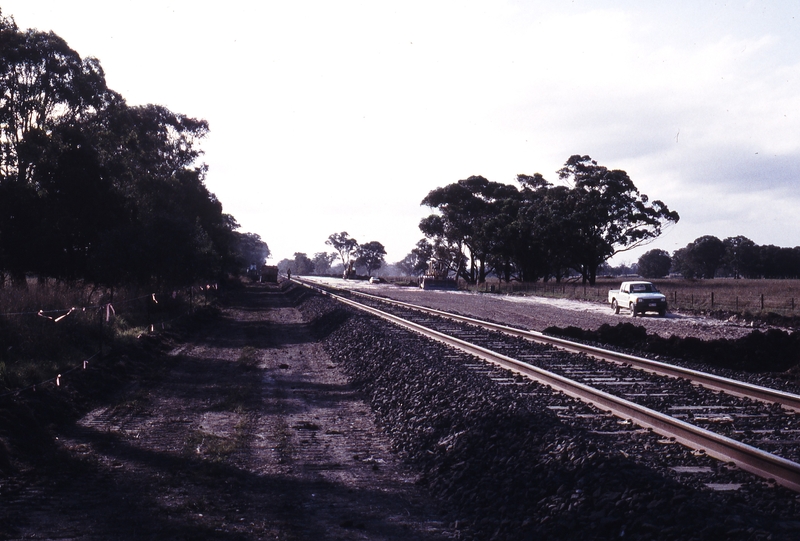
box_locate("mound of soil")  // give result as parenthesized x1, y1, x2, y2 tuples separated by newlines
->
(544, 322, 800, 373)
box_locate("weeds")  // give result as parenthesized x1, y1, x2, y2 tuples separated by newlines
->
(0, 279, 215, 391)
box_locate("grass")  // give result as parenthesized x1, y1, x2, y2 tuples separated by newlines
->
(0, 278, 214, 391)
(465, 277, 800, 316)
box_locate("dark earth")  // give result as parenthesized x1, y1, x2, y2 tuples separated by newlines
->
(2, 280, 800, 540)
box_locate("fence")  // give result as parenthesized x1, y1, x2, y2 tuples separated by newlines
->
(0, 282, 217, 397)
(466, 280, 800, 316)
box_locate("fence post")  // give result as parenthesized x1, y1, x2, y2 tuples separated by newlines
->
(98, 306, 104, 360)
(711, 292, 714, 309)
(761, 294, 764, 311)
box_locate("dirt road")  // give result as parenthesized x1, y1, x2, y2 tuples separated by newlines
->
(1, 284, 452, 540)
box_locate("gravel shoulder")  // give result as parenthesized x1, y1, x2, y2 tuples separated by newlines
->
(302, 277, 762, 341)
(0, 283, 452, 540)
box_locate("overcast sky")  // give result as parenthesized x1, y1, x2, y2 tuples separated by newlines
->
(3, 1, 799, 266)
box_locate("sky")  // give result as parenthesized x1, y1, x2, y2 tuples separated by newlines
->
(2, 1, 799, 267)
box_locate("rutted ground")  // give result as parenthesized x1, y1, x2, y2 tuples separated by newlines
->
(0, 283, 452, 540)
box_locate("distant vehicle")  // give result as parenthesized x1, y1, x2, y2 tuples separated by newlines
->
(369, 276, 383, 284)
(260, 265, 279, 283)
(608, 281, 667, 317)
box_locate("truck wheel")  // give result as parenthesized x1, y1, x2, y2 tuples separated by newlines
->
(629, 303, 637, 317)
(658, 309, 666, 317)
(612, 300, 619, 314)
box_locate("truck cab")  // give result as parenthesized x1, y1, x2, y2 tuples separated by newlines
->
(608, 281, 668, 317)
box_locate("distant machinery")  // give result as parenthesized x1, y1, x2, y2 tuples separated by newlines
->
(419, 260, 457, 290)
(260, 265, 279, 283)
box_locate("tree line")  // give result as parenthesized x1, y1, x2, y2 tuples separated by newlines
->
(0, 12, 268, 288)
(397, 155, 679, 286)
(275, 232, 387, 278)
(638, 236, 800, 280)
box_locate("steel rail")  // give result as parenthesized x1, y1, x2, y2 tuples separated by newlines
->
(297, 279, 800, 492)
(326, 285, 800, 412)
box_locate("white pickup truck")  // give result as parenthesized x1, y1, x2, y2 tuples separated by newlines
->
(608, 281, 668, 317)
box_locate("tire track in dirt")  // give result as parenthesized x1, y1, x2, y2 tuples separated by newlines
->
(1, 283, 452, 540)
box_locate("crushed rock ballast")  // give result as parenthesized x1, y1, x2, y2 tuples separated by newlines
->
(296, 292, 800, 541)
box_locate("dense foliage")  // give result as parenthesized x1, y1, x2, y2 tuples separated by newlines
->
(672, 235, 800, 279)
(416, 156, 679, 285)
(355, 241, 386, 277)
(637, 249, 672, 278)
(0, 12, 263, 287)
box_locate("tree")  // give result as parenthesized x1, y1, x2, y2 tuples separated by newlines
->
(291, 252, 314, 275)
(759, 245, 800, 279)
(0, 15, 240, 288)
(234, 232, 270, 271)
(0, 16, 113, 283)
(0, 17, 110, 184)
(325, 232, 358, 272)
(637, 249, 671, 278)
(311, 252, 336, 275)
(513, 179, 575, 282)
(556, 155, 680, 285)
(97, 103, 220, 287)
(672, 236, 726, 279)
(722, 236, 758, 279)
(355, 241, 386, 277)
(275, 258, 292, 275)
(397, 239, 434, 276)
(420, 176, 519, 284)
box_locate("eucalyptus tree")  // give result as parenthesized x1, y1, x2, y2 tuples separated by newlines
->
(326, 232, 358, 273)
(722, 236, 758, 279)
(420, 175, 519, 284)
(234, 231, 271, 271)
(86, 101, 223, 287)
(637, 249, 671, 279)
(0, 14, 109, 184)
(0, 14, 237, 287)
(397, 239, 434, 276)
(0, 15, 112, 282)
(556, 155, 680, 285)
(311, 252, 336, 275)
(291, 252, 315, 275)
(355, 241, 386, 277)
(672, 236, 726, 279)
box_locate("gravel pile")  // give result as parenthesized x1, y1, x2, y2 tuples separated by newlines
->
(294, 289, 800, 541)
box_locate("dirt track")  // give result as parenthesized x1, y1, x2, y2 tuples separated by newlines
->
(0, 284, 452, 540)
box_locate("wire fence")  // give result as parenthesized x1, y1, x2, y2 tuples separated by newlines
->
(0, 283, 218, 397)
(465, 280, 800, 316)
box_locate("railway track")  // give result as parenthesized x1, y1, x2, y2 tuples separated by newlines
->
(295, 278, 800, 493)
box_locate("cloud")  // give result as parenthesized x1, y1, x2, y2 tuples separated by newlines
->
(4, 0, 800, 264)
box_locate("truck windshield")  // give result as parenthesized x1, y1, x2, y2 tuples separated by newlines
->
(631, 284, 657, 293)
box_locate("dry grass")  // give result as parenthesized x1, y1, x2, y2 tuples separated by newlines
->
(468, 277, 800, 316)
(0, 279, 207, 391)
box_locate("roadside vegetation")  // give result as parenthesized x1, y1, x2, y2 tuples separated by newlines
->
(0, 278, 218, 392)
(0, 10, 270, 395)
(0, 11, 268, 291)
